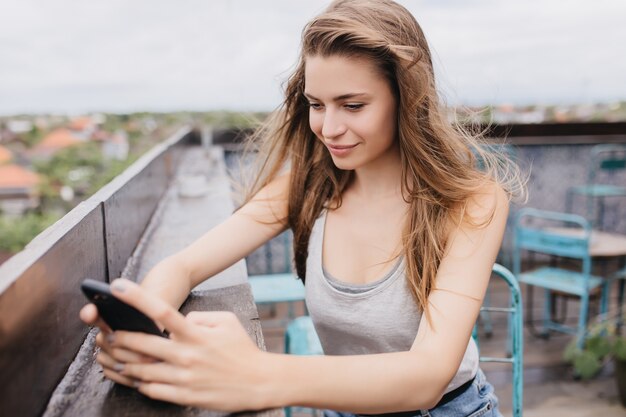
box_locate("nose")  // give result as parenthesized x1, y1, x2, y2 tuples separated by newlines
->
(321, 109, 347, 139)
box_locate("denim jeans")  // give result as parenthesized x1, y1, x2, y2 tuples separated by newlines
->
(323, 368, 502, 417)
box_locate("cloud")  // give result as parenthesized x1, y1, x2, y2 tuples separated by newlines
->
(0, 0, 624, 115)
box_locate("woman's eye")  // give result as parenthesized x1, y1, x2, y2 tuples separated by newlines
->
(344, 103, 364, 111)
(308, 102, 323, 110)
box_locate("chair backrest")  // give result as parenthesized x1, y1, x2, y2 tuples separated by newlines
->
(513, 208, 591, 276)
(249, 230, 294, 275)
(589, 144, 626, 182)
(473, 263, 524, 417)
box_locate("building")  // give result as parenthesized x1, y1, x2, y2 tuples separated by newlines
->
(0, 164, 41, 215)
(0, 145, 12, 164)
(68, 116, 98, 140)
(30, 128, 82, 160)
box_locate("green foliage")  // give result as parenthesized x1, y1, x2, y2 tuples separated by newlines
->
(573, 350, 603, 379)
(22, 126, 43, 148)
(564, 315, 626, 379)
(0, 213, 59, 253)
(563, 343, 582, 363)
(615, 338, 626, 361)
(87, 156, 137, 195)
(586, 334, 613, 358)
(201, 111, 266, 129)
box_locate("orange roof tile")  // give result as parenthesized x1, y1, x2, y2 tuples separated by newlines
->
(68, 116, 94, 131)
(37, 128, 81, 151)
(0, 145, 12, 164)
(0, 164, 40, 188)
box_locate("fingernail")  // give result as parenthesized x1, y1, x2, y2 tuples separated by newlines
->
(106, 333, 115, 344)
(113, 362, 124, 372)
(132, 380, 142, 389)
(111, 279, 127, 293)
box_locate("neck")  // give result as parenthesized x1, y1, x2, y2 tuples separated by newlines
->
(350, 143, 404, 200)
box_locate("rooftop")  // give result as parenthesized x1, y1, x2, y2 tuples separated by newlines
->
(0, 145, 12, 164)
(0, 164, 40, 189)
(34, 128, 82, 152)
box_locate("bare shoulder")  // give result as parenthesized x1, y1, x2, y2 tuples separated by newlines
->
(460, 181, 509, 228)
(442, 181, 509, 258)
(236, 171, 291, 226)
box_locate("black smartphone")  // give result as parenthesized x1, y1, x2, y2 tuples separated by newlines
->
(81, 279, 166, 337)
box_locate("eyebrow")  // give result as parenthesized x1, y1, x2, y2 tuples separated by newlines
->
(303, 92, 370, 101)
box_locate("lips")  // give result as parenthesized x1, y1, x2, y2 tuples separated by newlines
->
(327, 143, 358, 150)
(325, 142, 359, 157)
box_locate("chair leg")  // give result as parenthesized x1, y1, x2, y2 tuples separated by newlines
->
(284, 327, 292, 417)
(525, 285, 549, 339)
(618, 278, 625, 333)
(578, 294, 590, 350)
(543, 288, 552, 337)
(601, 282, 610, 317)
(506, 293, 513, 357)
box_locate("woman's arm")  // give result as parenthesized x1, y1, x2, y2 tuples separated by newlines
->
(107, 184, 509, 412)
(140, 173, 291, 309)
(79, 173, 291, 387)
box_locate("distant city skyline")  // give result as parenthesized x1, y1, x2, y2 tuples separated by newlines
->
(1, 0, 625, 116)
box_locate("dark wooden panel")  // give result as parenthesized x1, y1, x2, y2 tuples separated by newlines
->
(44, 283, 282, 417)
(0, 202, 107, 417)
(103, 153, 169, 280)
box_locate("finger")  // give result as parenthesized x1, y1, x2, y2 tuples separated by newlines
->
(110, 346, 158, 364)
(96, 332, 154, 364)
(110, 331, 183, 365)
(109, 279, 192, 338)
(185, 311, 238, 328)
(96, 331, 117, 353)
(102, 368, 140, 388)
(96, 350, 125, 372)
(80, 304, 112, 333)
(121, 361, 190, 386)
(79, 303, 98, 324)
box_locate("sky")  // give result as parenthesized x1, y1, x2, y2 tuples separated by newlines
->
(0, 0, 625, 116)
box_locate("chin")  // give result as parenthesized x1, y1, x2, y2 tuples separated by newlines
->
(329, 157, 357, 171)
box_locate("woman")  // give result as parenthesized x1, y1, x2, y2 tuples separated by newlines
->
(81, 1, 524, 415)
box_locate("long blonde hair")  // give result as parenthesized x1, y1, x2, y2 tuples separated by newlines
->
(241, 0, 525, 313)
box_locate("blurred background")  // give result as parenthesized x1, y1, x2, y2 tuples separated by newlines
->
(1, 0, 625, 262)
(2, 2, 626, 416)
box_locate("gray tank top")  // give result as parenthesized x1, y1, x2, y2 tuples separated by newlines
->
(304, 210, 479, 393)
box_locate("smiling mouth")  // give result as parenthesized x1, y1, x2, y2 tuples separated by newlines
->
(327, 143, 358, 150)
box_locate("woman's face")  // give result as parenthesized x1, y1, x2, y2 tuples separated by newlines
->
(304, 54, 398, 172)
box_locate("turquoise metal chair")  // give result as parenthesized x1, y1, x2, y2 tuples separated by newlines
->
(475, 143, 520, 338)
(513, 208, 610, 349)
(248, 231, 305, 320)
(611, 265, 626, 330)
(565, 144, 626, 229)
(284, 264, 522, 417)
(472, 263, 523, 417)
(284, 316, 323, 417)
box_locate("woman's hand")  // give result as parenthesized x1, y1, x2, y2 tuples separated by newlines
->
(102, 278, 274, 412)
(79, 297, 161, 388)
